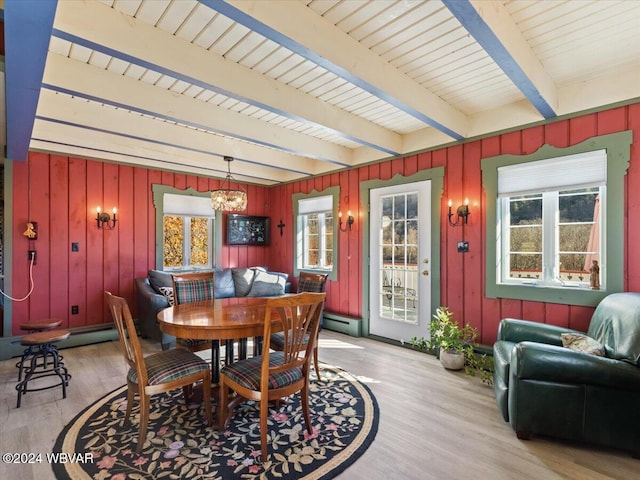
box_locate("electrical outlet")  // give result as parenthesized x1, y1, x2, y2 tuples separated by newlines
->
(457, 241, 469, 253)
(71, 305, 79, 315)
(71, 242, 79, 252)
(28, 250, 37, 262)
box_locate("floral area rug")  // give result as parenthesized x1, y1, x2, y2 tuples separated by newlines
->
(53, 364, 378, 479)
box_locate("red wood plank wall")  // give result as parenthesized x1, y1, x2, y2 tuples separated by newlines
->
(9, 103, 640, 342)
(268, 104, 640, 343)
(10, 158, 271, 335)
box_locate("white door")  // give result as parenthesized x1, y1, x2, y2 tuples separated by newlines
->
(369, 181, 431, 342)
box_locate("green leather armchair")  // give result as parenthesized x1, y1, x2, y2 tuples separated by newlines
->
(493, 292, 640, 457)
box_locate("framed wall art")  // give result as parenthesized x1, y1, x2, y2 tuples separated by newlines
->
(226, 214, 270, 246)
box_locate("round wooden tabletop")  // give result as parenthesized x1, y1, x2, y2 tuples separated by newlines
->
(156, 297, 279, 340)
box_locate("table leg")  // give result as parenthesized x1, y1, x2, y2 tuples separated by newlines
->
(253, 336, 263, 356)
(225, 340, 235, 366)
(211, 340, 220, 385)
(238, 338, 247, 360)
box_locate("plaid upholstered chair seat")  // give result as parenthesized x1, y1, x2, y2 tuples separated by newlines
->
(269, 331, 311, 350)
(127, 348, 211, 385)
(176, 338, 210, 349)
(220, 352, 303, 390)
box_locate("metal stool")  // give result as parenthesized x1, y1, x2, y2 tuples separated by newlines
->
(16, 329, 71, 408)
(16, 319, 63, 381)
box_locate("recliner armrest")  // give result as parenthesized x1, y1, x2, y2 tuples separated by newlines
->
(497, 318, 583, 346)
(511, 341, 640, 391)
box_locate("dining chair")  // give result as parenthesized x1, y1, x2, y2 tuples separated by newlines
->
(219, 291, 326, 460)
(104, 291, 212, 452)
(171, 272, 216, 354)
(269, 272, 328, 379)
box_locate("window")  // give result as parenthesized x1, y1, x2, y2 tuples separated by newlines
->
(481, 131, 631, 306)
(152, 186, 221, 272)
(293, 187, 339, 280)
(163, 215, 212, 269)
(299, 196, 333, 269)
(497, 150, 605, 288)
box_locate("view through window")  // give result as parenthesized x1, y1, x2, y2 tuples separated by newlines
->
(497, 150, 605, 289)
(162, 194, 214, 270)
(297, 195, 334, 270)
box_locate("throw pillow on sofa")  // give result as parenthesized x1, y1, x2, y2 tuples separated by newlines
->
(214, 268, 236, 298)
(561, 332, 605, 356)
(231, 268, 256, 296)
(148, 269, 173, 293)
(158, 286, 175, 306)
(247, 270, 288, 297)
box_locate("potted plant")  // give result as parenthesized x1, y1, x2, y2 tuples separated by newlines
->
(409, 306, 479, 371)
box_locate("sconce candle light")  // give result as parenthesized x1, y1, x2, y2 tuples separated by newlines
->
(447, 198, 470, 227)
(339, 210, 354, 232)
(96, 206, 118, 230)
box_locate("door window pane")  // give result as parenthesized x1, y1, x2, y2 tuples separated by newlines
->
(379, 192, 418, 325)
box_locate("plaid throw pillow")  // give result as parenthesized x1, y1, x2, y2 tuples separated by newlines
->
(174, 278, 215, 304)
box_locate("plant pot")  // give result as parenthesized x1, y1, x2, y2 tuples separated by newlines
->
(439, 347, 465, 370)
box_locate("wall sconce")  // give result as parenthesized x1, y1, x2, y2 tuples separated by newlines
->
(96, 206, 117, 230)
(447, 198, 469, 227)
(339, 210, 354, 232)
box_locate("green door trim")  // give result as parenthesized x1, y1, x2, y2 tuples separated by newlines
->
(360, 167, 444, 337)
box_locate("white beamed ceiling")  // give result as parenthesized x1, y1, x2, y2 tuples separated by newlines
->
(23, 0, 640, 184)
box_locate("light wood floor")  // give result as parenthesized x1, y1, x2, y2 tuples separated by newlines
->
(1, 330, 637, 480)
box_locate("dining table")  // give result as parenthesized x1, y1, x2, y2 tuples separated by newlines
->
(156, 296, 283, 384)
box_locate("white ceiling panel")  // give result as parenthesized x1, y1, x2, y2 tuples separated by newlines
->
(4, 0, 638, 183)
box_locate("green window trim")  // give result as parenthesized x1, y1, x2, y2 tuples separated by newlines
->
(481, 131, 632, 306)
(293, 186, 340, 281)
(152, 185, 223, 270)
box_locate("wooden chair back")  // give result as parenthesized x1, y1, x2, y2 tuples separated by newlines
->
(171, 271, 215, 305)
(262, 292, 326, 374)
(105, 291, 147, 386)
(297, 271, 329, 293)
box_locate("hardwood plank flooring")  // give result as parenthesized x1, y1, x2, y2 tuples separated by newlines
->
(0, 330, 637, 479)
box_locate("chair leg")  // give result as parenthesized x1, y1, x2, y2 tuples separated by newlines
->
(301, 381, 312, 434)
(219, 378, 229, 431)
(202, 372, 213, 427)
(124, 386, 135, 424)
(313, 345, 321, 381)
(260, 398, 269, 461)
(137, 393, 150, 453)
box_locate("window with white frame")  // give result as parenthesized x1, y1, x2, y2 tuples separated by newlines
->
(497, 150, 605, 288)
(296, 194, 334, 272)
(482, 131, 630, 306)
(162, 193, 214, 270)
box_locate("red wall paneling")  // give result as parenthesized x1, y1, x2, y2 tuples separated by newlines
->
(9, 104, 639, 342)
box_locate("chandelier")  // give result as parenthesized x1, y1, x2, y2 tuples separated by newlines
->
(211, 156, 247, 212)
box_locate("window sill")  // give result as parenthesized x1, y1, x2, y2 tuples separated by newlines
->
(487, 282, 611, 307)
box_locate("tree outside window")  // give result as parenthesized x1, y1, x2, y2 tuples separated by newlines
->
(163, 215, 212, 270)
(503, 188, 601, 286)
(293, 187, 339, 280)
(481, 130, 631, 306)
